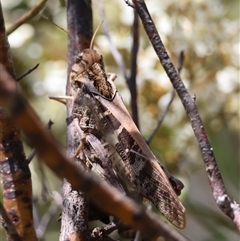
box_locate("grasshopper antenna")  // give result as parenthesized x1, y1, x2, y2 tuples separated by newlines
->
(42, 16, 79, 49)
(43, 17, 103, 50)
(90, 21, 104, 49)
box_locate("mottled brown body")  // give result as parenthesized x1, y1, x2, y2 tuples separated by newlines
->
(71, 49, 115, 100)
(72, 94, 126, 196)
(70, 49, 186, 229)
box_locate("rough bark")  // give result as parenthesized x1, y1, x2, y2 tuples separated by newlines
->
(60, 0, 93, 240)
(0, 3, 38, 241)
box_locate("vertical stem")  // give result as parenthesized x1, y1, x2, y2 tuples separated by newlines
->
(127, 10, 140, 128)
(60, 0, 93, 240)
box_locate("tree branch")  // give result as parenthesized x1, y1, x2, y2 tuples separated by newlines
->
(0, 202, 22, 241)
(7, 0, 48, 35)
(130, 0, 240, 232)
(0, 3, 38, 240)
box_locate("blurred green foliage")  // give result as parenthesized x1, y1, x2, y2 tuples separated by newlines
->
(1, 0, 239, 240)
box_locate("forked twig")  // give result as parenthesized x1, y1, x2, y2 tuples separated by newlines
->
(147, 51, 185, 144)
(129, 0, 240, 232)
(97, 1, 140, 128)
(7, 0, 48, 35)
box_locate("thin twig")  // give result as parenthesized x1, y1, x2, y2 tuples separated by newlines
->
(134, 205, 152, 241)
(130, 0, 240, 232)
(147, 51, 184, 144)
(98, 2, 140, 128)
(125, 0, 134, 8)
(37, 154, 50, 201)
(16, 63, 39, 81)
(127, 10, 140, 128)
(38, 120, 53, 201)
(36, 191, 62, 239)
(26, 148, 36, 164)
(90, 222, 119, 240)
(177, 51, 185, 73)
(0, 63, 190, 241)
(147, 88, 175, 144)
(32, 199, 40, 235)
(97, 0, 127, 79)
(27, 119, 53, 164)
(0, 202, 22, 241)
(98, 222, 119, 236)
(7, 0, 48, 35)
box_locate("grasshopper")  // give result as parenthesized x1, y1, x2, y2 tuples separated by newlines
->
(72, 116, 124, 194)
(68, 48, 186, 229)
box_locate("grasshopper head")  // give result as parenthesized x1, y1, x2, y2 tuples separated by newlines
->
(74, 49, 104, 73)
(70, 49, 105, 90)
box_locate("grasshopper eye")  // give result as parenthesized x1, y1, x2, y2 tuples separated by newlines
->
(99, 55, 105, 69)
(82, 84, 90, 94)
(75, 54, 83, 63)
(73, 80, 84, 89)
